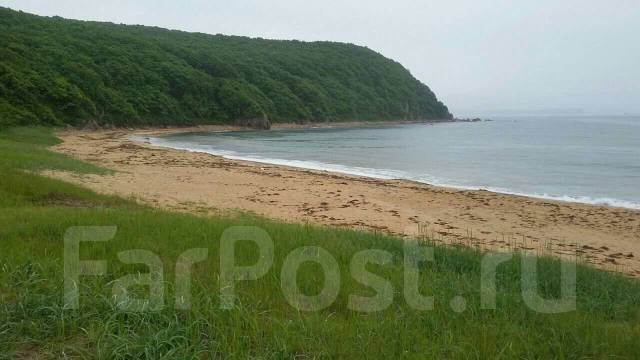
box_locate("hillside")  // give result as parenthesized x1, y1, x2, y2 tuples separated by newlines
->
(0, 7, 451, 128)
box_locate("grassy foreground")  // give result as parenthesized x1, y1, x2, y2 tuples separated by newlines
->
(1, 127, 639, 358)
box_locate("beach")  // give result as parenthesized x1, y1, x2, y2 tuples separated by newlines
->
(46, 125, 640, 277)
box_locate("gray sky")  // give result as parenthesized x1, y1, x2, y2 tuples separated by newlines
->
(3, 0, 639, 116)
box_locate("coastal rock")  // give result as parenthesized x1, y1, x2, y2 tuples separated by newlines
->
(235, 113, 271, 130)
(83, 118, 101, 131)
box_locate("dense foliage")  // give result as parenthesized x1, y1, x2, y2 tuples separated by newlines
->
(0, 7, 451, 128)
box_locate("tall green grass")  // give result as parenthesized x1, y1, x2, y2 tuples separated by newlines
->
(1, 127, 639, 358)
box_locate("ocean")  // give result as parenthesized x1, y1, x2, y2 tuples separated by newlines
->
(148, 116, 640, 210)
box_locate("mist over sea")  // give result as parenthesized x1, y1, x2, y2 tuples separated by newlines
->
(149, 116, 640, 209)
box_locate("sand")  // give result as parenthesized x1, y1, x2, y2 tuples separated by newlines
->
(44, 125, 640, 277)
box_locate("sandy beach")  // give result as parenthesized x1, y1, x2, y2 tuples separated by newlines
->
(45, 125, 640, 277)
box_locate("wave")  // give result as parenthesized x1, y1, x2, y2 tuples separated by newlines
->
(470, 189, 640, 210)
(145, 136, 640, 211)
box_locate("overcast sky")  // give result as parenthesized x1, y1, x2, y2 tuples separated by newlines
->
(3, 0, 639, 116)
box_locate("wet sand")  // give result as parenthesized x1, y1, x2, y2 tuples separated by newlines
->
(45, 125, 640, 277)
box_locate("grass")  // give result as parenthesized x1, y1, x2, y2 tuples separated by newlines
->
(0, 126, 107, 175)
(1, 127, 639, 358)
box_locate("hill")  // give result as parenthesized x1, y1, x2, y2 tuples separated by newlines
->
(0, 7, 451, 128)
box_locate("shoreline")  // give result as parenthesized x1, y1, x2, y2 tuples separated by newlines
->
(146, 132, 640, 211)
(143, 121, 640, 211)
(120, 118, 464, 137)
(47, 125, 640, 277)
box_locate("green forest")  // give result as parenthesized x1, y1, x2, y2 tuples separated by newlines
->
(0, 7, 451, 129)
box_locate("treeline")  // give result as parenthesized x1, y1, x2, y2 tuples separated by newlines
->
(0, 7, 451, 128)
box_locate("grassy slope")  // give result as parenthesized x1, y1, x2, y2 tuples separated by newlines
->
(0, 127, 639, 358)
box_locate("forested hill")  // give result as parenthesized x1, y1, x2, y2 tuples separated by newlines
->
(0, 7, 452, 129)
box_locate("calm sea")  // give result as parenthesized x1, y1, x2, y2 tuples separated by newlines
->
(149, 116, 640, 210)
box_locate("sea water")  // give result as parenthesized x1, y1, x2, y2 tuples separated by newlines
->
(149, 116, 640, 210)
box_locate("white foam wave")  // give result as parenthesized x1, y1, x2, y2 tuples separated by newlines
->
(145, 137, 640, 211)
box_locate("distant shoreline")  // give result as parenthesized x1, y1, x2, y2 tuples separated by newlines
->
(111, 118, 482, 138)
